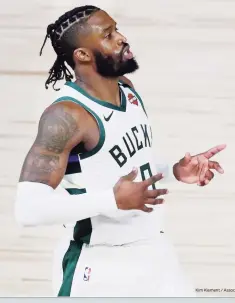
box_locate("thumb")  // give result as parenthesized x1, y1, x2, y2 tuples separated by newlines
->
(180, 152, 192, 166)
(123, 167, 138, 181)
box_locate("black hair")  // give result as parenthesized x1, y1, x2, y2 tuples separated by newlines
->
(40, 5, 100, 90)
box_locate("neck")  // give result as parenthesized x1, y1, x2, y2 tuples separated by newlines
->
(75, 69, 120, 105)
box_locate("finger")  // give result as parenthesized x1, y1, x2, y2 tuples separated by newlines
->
(179, 152, 192, 167)
(122, 167, 138, 181)
(202, 144, 226, 159)
(140, 205, 153, 213)
(146, 189, 169, 198)
(198, 170, 214, 186)
(142, 173, 163, 188)
(198, 178, 210, 186)
(145, 198, 164, 205)
(206, 170, 215, 181)
(198, 159, 208, 183)
(208, 161, 224, 174)
(198, 179, 210, 187)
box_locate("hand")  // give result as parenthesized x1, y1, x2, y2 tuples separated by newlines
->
(173, 144, 226, 186)
(114, 168, 168, 212)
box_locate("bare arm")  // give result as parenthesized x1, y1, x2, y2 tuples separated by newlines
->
(19, 102, 83, 188)
(15, 102, 119, 226)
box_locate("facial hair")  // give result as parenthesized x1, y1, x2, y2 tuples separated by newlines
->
(93, 48, 139, 78)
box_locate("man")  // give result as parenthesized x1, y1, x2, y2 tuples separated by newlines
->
(14, 5, 226, 297)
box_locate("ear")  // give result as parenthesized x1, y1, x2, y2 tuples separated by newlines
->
(73, 48, 91, 63)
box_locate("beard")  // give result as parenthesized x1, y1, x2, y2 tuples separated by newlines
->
(93, 47, 139, 78)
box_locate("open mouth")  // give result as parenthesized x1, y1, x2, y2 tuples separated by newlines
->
(122, 45, 134, 60)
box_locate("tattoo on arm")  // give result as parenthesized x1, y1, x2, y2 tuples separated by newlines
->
(37, 107, 78, 154)
(19, 151, 60, 184)
(19, 106, 79, 186)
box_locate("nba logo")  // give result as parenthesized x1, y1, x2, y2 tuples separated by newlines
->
(83, 267, 91, 281)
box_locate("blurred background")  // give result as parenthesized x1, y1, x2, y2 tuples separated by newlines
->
(0, 0, 234, 297)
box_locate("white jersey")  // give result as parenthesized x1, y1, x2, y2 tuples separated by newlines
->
(53, 80, 165, 247)
(51, 81, 195, 297)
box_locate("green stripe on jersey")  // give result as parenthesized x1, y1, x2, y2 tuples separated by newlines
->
(58, 188, 92, 297)
(58, 241, 83, 296)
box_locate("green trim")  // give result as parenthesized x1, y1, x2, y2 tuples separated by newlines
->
(129, 87, 148, 117)
(66, 188, 87, 195)
(58, 188, 92, 297)
(118, 79, 126, 85)
(65, 81, 127, 112)
(58, 241, 83, 296)
(53, 96, 105, 160)
(73, 218, 92, 245)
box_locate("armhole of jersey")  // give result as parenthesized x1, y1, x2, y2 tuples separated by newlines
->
(52, 96, 106, 160)
(119, 81, 148, 117)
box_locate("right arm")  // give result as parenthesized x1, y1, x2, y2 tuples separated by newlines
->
(15, 102, 118, 226)
(14, 102, 168, 227)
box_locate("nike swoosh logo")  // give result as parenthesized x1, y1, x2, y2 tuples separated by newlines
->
(104, 111, 114, 122)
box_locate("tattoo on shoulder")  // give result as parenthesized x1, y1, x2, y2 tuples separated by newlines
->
(36, 106, 79, 154)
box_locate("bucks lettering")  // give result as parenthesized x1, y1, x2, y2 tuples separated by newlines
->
(109, 124, 153, 167)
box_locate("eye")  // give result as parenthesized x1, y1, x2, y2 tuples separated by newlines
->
(105, 33, 112, 39)
(105, 27, 119, 39)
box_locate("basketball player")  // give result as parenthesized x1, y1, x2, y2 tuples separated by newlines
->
(14, 5, 226, 297)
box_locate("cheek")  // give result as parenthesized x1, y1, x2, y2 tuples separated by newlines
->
(100, 40, 119, 56)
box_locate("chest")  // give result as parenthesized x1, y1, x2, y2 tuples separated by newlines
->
(83, 102, 152, 155)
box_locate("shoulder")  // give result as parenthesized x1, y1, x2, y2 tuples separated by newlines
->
(44, 99, 89, 120)
(38, 100, 89, 136)
(34, 100, 89, 151)
(118, 76, 135, 89)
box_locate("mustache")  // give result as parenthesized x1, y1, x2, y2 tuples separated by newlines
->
(121, 42, 129, 54)
(119, 42, 130, 56)
(116, 43, 130, 62)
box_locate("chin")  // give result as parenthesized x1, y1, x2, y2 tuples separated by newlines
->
(117, 59, 139, 75)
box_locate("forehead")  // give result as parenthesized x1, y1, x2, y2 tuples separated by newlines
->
(87, 10, 116, 30)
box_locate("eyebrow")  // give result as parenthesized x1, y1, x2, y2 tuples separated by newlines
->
(102, 23, 117, 33)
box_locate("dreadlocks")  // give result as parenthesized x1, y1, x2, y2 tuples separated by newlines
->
(40, 5, 100, 90)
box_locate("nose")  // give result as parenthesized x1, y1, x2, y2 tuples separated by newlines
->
(117, 33, 127, 46)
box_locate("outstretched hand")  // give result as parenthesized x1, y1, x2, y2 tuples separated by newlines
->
(173, 144, 226, 186)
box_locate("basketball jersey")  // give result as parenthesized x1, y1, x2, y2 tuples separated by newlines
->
(53, 80, 165, 247)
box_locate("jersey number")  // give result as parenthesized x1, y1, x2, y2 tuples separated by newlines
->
(140, 162, 156, 190)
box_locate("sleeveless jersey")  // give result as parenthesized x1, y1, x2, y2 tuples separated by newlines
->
(53, 80, 165, 246)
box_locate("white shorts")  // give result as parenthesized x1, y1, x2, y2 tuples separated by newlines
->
(52, 234, 196, 297)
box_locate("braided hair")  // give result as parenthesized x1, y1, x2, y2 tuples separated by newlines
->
(40, 5, 100, 90)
